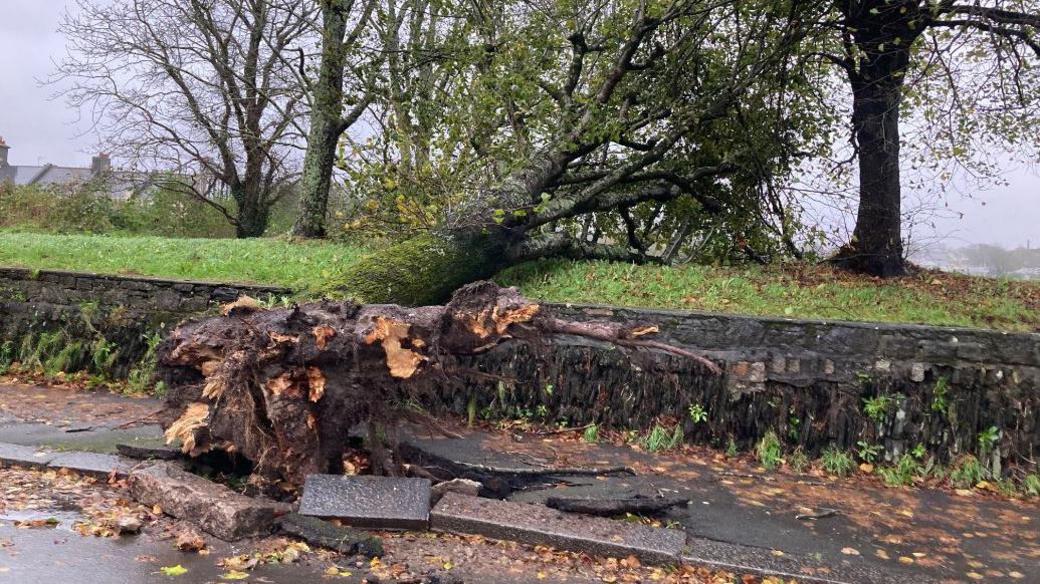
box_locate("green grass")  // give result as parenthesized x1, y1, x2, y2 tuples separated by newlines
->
(2, 231, 1038, 331)
(498, 259, 1040, 332)
(0, 231, 365, 292)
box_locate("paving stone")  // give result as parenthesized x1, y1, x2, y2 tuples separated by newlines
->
(682, 537, 921, 584)
(0, 442, 54, 469)
(48, 451, 134, 478)
(298, 475, 431, 530)
(431, 493, 684, 565)
(278, 513, 383, 557)
(129, 462, 286, 541)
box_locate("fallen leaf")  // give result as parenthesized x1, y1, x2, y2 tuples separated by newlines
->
(221, 571, 249, 580)
(841, 547, 860, 556)
(160, 565, 188, 577)
(175, 530, 206, 552)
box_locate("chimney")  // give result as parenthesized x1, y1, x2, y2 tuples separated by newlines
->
(0, 137, 9, 168)
(91, 152, 111, 175)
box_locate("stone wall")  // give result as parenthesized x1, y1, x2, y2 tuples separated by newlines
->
(1, 267, 1037, 471)
(0, 267, 290, 378)
(444, 304, 1040, 471)
(0, 267, 290, 315)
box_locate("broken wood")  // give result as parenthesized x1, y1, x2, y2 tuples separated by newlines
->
(157, 281, 720, 489)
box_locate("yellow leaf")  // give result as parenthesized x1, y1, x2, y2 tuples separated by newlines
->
(221, 571, 249, 580)
(841, 547, 860, 556)
(160, 565, 188, 577)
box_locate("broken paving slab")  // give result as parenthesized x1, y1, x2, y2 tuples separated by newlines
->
(682, 537, 926, 584)
(0, 442, 55, 469)
(278, 513, 384, 557)
(430, 493, 685, 566)
(298, 475, 431, 530)
(400, 433, 634, 498)
(116, 441, 182, 461)
(129, 461, 287, 541)
(48, 451, 134, 478)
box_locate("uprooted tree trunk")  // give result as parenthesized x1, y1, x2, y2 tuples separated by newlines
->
(158, 281, 719, 489)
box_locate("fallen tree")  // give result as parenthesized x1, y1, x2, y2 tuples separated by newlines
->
(311, 0, 822, 305)
(158, 282, 719, 490)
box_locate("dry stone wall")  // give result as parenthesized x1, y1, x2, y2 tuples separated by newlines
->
(1, 268, 1036, 469)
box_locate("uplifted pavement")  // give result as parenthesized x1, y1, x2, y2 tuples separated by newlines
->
(402, 425, 1040, 583)
(2, 382, 1037, 583)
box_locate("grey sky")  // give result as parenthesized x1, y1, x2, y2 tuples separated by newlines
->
(0, 0, 1036, 248)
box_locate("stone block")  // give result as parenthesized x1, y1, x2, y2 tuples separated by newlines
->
(129, 462, 285, 540)
(278, 513, 383, 557)
(431, 493, 684, 565)
(0, 442, 55, 469)
(298, 475, 431, 530)
(48, 451, 134, 478)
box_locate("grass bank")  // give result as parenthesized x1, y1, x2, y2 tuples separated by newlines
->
(0, 231, 365, 291)
(498, 259, 1040, 332)
(1, 231, 1037, 331)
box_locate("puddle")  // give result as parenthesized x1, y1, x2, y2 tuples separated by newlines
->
(0, 509, 84, 531)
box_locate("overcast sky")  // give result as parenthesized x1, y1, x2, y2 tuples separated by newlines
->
(1, 0, 1036, 249)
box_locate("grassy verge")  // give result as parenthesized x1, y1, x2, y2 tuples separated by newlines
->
(498, 259, 1040, 332)
(0, 231, 365, 291)
(1, 231, 1037, 331)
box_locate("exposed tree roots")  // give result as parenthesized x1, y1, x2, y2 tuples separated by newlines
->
(157, 281, 720, 490)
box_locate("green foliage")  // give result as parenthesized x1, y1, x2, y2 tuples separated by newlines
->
(930, 376, 950, 413)
(687, 403, 708, 425)
(756, 430, 783, 470)
(879, 454, 923, 487)
(820, 447, 856, 477)
(643, 424, 684, 453)
(582, 424, 600, 444)
(911, 443, 927, 460)
(328, 233, 506, 304)
(949, 455, 988, 488)
(44, 341, 88, 375)
(467, 395, 478, 428)
(0, 341, 13, 375)
(856, 440, 883, 463)
(726, 438, 739, 458)
(862, 395, 894, 423)
(977, 426, 1000, 455)
(1024, 474, 1040, 497)
(788, 448, 810, 473)
(126, 332, 165, 395)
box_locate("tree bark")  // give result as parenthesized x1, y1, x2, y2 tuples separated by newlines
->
(293, 3, 350, 239)
(836, 75, 908, 277)
(831, 1, 927, 278)
(233, 185, 271, 238)
(158, 281, 719, 489)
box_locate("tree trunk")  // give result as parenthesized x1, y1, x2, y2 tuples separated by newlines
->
(292, 3, 349, 239)
(836, 75, 907, 277)
(233, 186, 270, 238)
(158, 281, 719, 489)
(331, 231, 512, 305)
